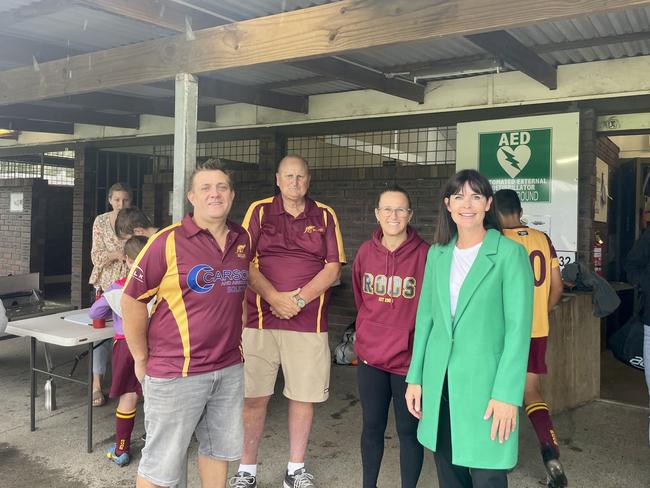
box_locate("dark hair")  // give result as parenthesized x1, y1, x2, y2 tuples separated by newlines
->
(124, 235, 148, 261)
(494, 189, 522, 216)
(433, 169, 501, 245)
(115, 207, 153, 239)
(107, 182, 132, 203)
(189, 158, 234, 190)
(376, 184, 412, 210)
(277, 154, 309, 173)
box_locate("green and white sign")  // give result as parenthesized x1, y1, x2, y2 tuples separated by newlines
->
(479, 128, 552, 202)
(456, 113, 579, 258)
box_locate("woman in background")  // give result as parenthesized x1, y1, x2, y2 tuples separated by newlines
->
(88, 182, 132, 406)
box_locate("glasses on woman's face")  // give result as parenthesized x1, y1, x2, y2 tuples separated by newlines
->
(377, 206, 412, 218)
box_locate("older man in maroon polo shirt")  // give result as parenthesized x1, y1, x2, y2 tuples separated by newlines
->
(122, 159, 252, 488)
(230, 155, 345, 488)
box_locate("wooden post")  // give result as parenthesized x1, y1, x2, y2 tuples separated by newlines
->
(172, 73, 198, 221)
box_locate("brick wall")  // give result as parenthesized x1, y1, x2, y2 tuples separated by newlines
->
(578, 109, 598, 266)
(595, 136, 620, 278)
(0, 178, 47, 282)
(71, 147, 97, 307)
(141, 162, 454, 312)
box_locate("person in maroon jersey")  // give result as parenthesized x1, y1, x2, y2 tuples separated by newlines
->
(231, 155, 345, 488)
(121, 159, 253, 488)
(352, 185, 429, 488)
(495, 189, 566, 488)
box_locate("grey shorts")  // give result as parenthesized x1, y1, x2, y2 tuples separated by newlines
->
(138, 363, 244, 486)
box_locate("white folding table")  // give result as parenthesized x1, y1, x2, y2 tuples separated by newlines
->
(6, 309, 114, 453)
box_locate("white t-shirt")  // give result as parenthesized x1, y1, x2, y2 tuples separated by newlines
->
(450, 242, 482, 319)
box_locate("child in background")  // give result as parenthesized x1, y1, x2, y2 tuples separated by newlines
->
(89, 235, 149, 466)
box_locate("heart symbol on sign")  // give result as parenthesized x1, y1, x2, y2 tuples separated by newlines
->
(496, 145, 531, 179)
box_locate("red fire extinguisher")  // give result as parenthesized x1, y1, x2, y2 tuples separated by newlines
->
(593, 231, 604, 277)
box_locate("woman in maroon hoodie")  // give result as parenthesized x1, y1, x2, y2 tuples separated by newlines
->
(352, 185, 430, 488)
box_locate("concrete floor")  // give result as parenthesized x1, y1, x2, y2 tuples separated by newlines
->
(1, 333, 649, 488)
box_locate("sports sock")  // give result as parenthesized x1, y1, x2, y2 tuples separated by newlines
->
(115, 408, 136, 455)
(525, 402, 559, 457)
(287, 462, 305, 475)
(238, 464, 257, 477)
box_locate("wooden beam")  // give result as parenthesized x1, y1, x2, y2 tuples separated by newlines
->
(78, 0, 217, 32)
(292, 58, 424, 102)
(49, 93, 216, 121)
(197, 79, 309, 113)
(0, 118, 74, 134)
(466, 31, 557, 89)
(0, 0, 76, 30)
(1, 0, 649, 105)
(0, 105, 139, 128)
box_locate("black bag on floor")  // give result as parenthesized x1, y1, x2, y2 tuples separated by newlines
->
(607, 314, 645, 371)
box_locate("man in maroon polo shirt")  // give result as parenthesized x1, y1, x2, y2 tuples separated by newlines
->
(121, 159, 252, 488)
(230, 155, 345, 488)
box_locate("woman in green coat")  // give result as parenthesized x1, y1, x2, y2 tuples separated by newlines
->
(405, 170, 533, 487)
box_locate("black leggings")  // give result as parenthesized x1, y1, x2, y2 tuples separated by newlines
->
(357, 362, 424, 488)
(434, 378, 508, 488)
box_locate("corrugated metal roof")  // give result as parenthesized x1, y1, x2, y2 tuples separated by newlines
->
(2, 5, 171, 51)
(509, 6, 650, 65)
(0, 0, 649, 105)
(0, 0, 38, 14)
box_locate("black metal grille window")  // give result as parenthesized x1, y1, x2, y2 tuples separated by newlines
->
(93, 151, 153, 214)
(0, 160, 74, 186)
(287, 127, 456, 168)
(154, 139, 260, 174)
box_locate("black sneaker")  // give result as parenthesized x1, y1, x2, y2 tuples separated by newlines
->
(229, 471, 257, 487)
(283, 467, 315, 488)
(542, 445, 568, 488)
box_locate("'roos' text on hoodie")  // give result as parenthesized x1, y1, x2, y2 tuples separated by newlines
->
(352, 226, 429, 375)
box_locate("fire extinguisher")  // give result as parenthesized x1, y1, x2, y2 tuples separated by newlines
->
(593, 231, 604, 277)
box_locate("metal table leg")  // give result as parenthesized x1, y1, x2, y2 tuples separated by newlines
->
(87, 342, 93, 453)
(30, 337, 36, 432)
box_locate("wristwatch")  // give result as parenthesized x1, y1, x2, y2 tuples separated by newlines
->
(293, 295, 306, 309)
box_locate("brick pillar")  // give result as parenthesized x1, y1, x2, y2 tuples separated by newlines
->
(577, 109, 597, 264)
(71, 146, 97, 308)
(259, 131, 286, 172)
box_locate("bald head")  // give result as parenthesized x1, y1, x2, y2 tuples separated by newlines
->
(276, 154, 311, 202)
(277, 154, 309, 174)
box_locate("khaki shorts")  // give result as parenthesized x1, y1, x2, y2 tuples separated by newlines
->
(242, 328, 330, 403)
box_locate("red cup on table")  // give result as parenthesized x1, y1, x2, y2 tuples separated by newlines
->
(92, 318, 106, 329)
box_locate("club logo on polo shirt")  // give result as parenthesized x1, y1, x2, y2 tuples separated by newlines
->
(187, 264, 248, 294)
(304, 225, 325, 234)
(236, 244, 247, 259)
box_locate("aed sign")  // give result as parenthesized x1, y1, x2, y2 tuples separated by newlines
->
(478, 128, 552, 202)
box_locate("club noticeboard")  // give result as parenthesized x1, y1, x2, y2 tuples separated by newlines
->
(456, 113, 579, 266)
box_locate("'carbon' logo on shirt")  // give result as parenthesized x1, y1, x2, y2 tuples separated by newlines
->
(187, 264, 249, 294)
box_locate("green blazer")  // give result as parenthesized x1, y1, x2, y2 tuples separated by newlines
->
(406, 228, 533, 469)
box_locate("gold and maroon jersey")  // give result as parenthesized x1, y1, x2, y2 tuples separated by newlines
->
(123, 215, 253, 378)
(502, 226, 559, 338)
(243, 195, 346, 333)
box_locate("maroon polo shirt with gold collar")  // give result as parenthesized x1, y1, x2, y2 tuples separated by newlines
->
(123, 214, 252, 378)
(242, 195, 346, 333)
